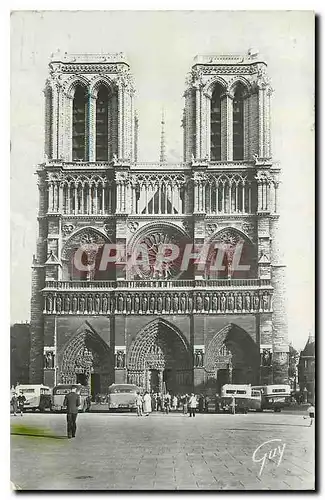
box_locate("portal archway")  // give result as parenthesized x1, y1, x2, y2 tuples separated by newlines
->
(127, 319, 193, 393)
(59, 323, 114, 398)
(205, 323, 259, 393)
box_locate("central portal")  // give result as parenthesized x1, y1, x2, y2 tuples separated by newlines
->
(127, 319, 193, 394)
(148, 368, 174, 393)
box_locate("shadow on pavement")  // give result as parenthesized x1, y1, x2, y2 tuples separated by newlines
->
(11, 432, 67, 439)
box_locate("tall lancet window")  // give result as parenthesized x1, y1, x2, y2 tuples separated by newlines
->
(96, 86, 109, 161)
(210, 84, 222, 161)
(233, 84, 245, 160)
(72, 85, 88, 161)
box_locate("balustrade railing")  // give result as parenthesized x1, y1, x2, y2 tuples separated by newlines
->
(44, 278, 270, 290)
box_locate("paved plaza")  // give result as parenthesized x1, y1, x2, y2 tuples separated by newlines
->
(11, 411, 314, 491)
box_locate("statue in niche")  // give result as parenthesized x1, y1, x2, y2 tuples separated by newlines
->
(44, 350, 55, 369)
(195, 350, 204, 367)
(261, 348, 272, 367)
(173, 294, 179, 313)
(236, 294, 243, 311)
(142, 295, 148, 313)
(64, 295, 70, 313)
(116, 350, 125, 368)
(157, 295, 163, 313)
(94, 294, 100, 313)
(228, 294, 234, 312)
(220, 294, 226, 312)
(56, 295, 62, 313)
(134, 294, 140, 314)
(165, 294, 171, 313)
(187, 295, 193, 313)
(196, 294, 203, 312)
(79, 295, 85, 313)
(149, 295, 155, 313)
(118, 294, 124, 312)
(87, 295, 93, 313)
(212, 294, 217, 312)
(72, 295, 78, 313)
(46, 295, 53, 313)
(253, 294, 260, 311)
(110, 296, 115, 312)
(262, 293, 269, 311)
(180, 294, 186, 313)
(102, 295, 108, 313)
(245, 293, 251, 311)
(204, 294, 210, 311)
(126, 294, 132, 313)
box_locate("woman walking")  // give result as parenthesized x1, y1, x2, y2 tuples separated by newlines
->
(143, 391, 152, 416)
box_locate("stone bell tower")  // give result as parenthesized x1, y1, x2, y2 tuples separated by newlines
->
(182, 49, 289, 385)
(29, 51, 137, 385)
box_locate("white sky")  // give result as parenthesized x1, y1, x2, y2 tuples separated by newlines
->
(10, 10, 314, 350)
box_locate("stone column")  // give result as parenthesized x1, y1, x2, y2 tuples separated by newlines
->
(265, 87, 272, 158)
(118, 87, 124, 158)
(158, 370, 164, 394)
(243, 92, 250, 161)
(221, 91, 233, 161)
(88, 93, 96, 161)
(48, 182, 53, 212)
(203, 92, 211, 160)
(59, 182, 63, 214)
(258, 87, 266, 158)
(51, 84, 59, 160)
(195, 86, 201, 159)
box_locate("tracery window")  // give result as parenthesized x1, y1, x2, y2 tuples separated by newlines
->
(210, 84, 222, 161)
(96, 86, 109, 161)
(72, 85, 88, 161)
(233, 84, 245, 160)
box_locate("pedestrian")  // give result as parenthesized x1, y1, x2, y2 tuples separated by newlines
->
(143, 391, 152, 416)
(231, 395, 236, 415)
(11, 392, 18, 416)
(307, 403, 315, 427)
(183, 394, 189, 415)
(172, 394, 178, 411)
(198, 394, 204, 413)
(156, 393, 162, 412)
(17, 391, 26, 417)
(188, 393, 197, 417)
(164, 392, 171, 414)
(63, 386, 81, 438)
(135, 392, 143, 417)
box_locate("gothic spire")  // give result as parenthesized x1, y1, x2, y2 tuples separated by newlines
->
(159, 107, 166, 163)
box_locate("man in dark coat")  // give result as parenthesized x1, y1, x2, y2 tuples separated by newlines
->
(63, 387, 81, 438)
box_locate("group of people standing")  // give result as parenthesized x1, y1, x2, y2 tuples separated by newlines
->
(10, 391, 26, 416)
(135, 391, 199, 417)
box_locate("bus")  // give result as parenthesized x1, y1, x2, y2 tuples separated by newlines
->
(107, 384, 140, 411)
(220, 384, 262, 413)
(252, 385, 291, 412)
(52, 384, 91, 412)
(15, 384, 52, 412)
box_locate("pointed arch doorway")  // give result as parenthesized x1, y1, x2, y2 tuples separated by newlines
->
(205, 323, 260, 394)
(58, 323, 114, 399)
(127, 319, 193, 394)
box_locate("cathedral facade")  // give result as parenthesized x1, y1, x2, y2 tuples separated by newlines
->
(29, 51, 289, 397)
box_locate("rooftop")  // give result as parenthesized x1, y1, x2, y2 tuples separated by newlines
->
(50, 50, 129, 65)
(193, 50, 266, 66)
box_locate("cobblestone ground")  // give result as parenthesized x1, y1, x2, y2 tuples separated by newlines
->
(10, 411, 314, 491)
